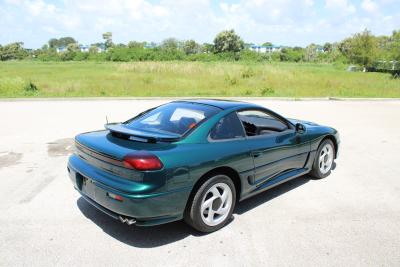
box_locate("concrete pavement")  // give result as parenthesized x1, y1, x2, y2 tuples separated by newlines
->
(0, 99, 399, 266)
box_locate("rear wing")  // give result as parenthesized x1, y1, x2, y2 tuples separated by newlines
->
(105, 123, 180, 143)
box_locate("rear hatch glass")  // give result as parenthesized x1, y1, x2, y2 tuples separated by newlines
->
(111, 102, 220, 142)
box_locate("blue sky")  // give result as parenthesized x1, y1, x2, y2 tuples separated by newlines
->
(1, 0, 399, 48)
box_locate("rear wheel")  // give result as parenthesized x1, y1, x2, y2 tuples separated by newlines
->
(310, 139, 335, 179)
(185, 174, 236, 233)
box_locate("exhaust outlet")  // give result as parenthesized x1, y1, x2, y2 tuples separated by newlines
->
(119, 216, 136, 225)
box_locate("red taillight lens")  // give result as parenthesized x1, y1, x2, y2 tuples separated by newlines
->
(123, 152, 163, 171)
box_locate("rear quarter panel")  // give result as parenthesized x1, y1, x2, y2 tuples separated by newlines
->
(156, 141, 253, 192)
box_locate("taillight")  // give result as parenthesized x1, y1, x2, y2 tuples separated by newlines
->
(123, 152, 163, 171)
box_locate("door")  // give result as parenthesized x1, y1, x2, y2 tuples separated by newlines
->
(237, 109, 309, 185)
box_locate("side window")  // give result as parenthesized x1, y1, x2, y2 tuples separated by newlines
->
(210, 112, 245, 140)
(237, 109, 288, 136)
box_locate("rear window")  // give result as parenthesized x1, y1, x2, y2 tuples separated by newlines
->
(125, 102, 220, 136)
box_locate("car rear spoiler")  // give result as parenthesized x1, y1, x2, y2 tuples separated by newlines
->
(105, 123, 180, 143)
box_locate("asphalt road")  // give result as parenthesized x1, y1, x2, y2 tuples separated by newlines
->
(1, 99, 399, 267)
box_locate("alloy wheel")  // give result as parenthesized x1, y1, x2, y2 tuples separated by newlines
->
(200, 182, 233, 226)
(319, 143, 334, 174)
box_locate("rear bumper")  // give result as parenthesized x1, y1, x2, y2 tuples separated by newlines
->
(80, 193, 136, 225)
(68, 154, 191, 226)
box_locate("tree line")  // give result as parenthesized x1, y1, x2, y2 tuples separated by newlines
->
(0, 29, 399, 70)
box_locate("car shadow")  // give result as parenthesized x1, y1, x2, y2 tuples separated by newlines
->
(76, 175, 311, 248)
(76, 197, 195, 248)
(234, 175, 310, 215)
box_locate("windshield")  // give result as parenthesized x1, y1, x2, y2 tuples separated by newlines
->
(124, 102, 220, 136)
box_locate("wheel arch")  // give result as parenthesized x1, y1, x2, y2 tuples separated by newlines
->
(322, 135, 338, 158)
(186, 166, 242, 209)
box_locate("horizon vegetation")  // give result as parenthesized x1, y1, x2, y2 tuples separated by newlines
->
(0, 29, 399, 98)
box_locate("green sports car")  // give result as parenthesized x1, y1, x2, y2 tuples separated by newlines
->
(68, 99, 339, 232)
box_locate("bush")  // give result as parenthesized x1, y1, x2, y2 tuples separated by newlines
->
(244, 89, 253, 95)
(36, 51, 60, 61)
(239, 50, 269, 62)
(87, 52, 110, 61)
(185, 53, 217, 62)
(280, 48, 304, 62)
(261, 87, 275, 95)
(73, 52, 89, 61)
(214, 52, 240, 61)
(24, 81, 38, 92)
(225, 75, 238, 85)
(105, 47, 188, 62)
(60, 51, 76, 61)
(241, 67, 255, 78)
(0, 42, 28, 61)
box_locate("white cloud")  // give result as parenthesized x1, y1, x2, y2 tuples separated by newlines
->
(25, 0, 56, 16)
(305, 0, 314, 6)
(325, 0, 356, 14)
(219, 3, 240, 13)
(4, 0, 22, 4)
(361, 0, 378, 13)
(0, 0, 399, 48)
(42, 25, 58, 34)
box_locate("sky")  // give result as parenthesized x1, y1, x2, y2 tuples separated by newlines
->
(1, 0, 399, 48)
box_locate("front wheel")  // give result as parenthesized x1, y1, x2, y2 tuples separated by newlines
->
(184, 174, 236, 233)
(310, 139, 335, 179)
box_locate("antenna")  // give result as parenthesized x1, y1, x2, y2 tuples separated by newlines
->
(106, 115, 109, 124)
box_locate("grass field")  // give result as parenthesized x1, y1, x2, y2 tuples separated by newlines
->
(0, 61, 399, 98)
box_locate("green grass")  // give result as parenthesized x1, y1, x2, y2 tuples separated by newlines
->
(0, 61, 399, 98)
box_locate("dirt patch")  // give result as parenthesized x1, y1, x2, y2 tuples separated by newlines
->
(0, 152, 23, 169)
(47, 138, 74, 157)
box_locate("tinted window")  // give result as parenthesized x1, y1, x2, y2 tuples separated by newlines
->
(210, 112, 245, 140)
(125, 103, 220, 136)
(237, 109, 288, 136)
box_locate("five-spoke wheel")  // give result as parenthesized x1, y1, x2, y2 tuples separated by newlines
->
(310, 139, 336, 179)
(318, 143, 334, 174)
(185, 174, 236, 233)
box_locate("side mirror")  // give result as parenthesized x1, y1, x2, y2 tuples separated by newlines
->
(295, 123, 306, 134)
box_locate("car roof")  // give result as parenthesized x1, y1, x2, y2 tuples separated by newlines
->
(173, 99, 258, 110)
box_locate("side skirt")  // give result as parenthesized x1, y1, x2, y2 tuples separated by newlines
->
(239, 168, 310, 202)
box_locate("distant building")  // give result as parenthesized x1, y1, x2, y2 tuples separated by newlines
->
(249, 44, 282, 53)
(90, 44, 106, 53)
(144, 42, 158, 49)
(55, 44, 106, 53)
(79, 44, 90, 52)
(315, 45, 324, 53)
(56, 46, 67, 53)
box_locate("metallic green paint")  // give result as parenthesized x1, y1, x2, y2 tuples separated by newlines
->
(67, 99, 339, 226)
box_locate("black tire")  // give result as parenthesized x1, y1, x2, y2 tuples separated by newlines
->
(184, 174, 236, 233)
(309, 139, 336, 179)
